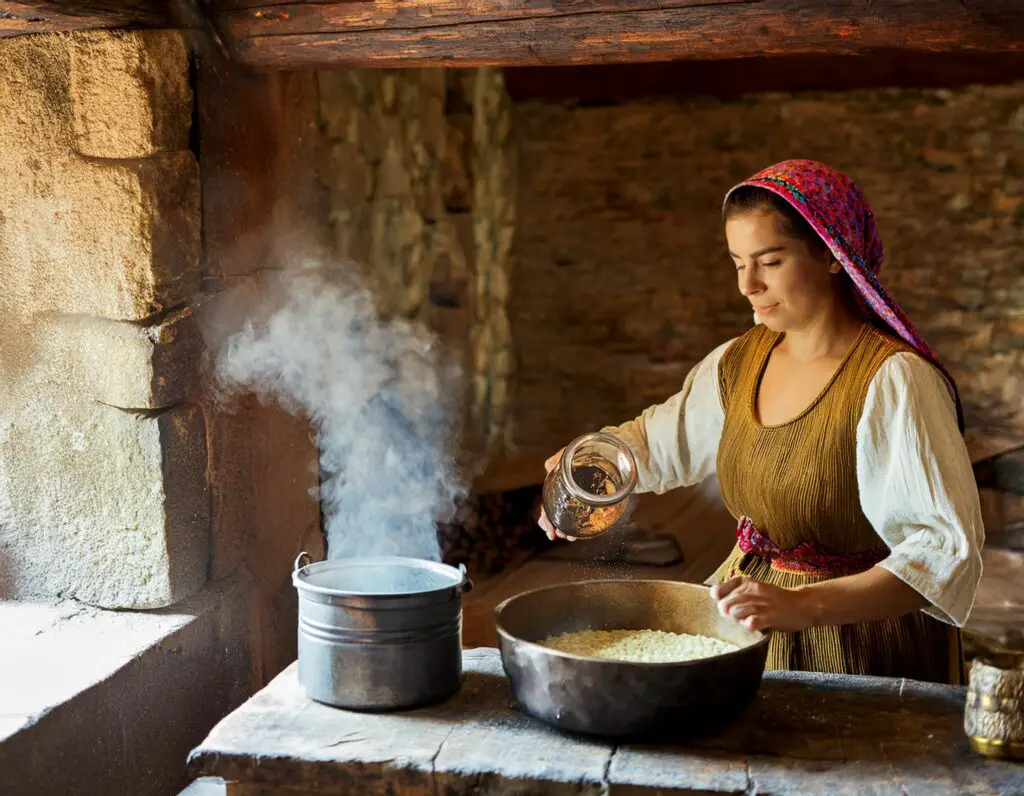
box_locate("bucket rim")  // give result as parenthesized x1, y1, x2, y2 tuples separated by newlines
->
(292, 554, 470, 599)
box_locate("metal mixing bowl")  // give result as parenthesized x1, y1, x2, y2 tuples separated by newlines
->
(494, 579, 770, 737)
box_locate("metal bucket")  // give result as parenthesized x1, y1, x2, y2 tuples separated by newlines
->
(292, 552, 472, 711)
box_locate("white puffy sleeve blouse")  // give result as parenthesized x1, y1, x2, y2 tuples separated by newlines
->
(603, 341, 985, 628)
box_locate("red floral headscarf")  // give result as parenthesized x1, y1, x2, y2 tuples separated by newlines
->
(725, 159, 963, 431)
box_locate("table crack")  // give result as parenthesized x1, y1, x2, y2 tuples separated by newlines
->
(600, 743, 619, 794)
(598, 741, 618, 790)
(429, 721, 461, 795)
(744, 759, 756, 795)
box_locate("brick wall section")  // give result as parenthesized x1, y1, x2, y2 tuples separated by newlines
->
(509, 84, 1024, 456)
(0, 31, 207, 608)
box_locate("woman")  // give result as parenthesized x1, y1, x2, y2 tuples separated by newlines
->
(538, 159, 984, 684)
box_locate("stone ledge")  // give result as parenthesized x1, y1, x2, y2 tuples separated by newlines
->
(179, 778, 228, 796)
(0, 572, 255, 796)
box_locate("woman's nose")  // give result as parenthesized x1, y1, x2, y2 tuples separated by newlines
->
(738, 266, 761, 296)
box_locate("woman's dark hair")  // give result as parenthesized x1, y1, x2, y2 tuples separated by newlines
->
(723, 185, 829, 260)
(724, 184, 862, 311)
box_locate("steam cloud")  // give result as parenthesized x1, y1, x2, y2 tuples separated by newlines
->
(206, 260, 469, 561)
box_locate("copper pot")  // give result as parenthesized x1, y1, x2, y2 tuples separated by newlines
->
(494, 579, 769, 737)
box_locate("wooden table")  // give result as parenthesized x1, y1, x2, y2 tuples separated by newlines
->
(188, 648, 1024, 795)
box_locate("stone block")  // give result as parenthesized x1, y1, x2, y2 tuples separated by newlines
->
(0, 402, 209, 609)
(317, 71, 359, 140)
(37, 305, 201, 409)
(69, 30, 192, 159)
(68, 155, 200, 318)
(0, 35, 201, 321)
(2, 151, 201, 318)
(0, 30, 208, 613)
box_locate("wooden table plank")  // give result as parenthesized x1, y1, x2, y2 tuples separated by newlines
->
(188, 649, 1024, 795)
(432, 651, 612, 795)
(191, 649, 615, 794)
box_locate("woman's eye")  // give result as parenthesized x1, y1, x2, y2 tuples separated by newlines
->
(761, 260, 781, 267)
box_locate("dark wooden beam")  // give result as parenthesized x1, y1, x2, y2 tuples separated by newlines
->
(214, 0, 1024, 70)
(216, 0, 757, 27)
(503, 51, 1024, 103)
(0, 0, 174, 37)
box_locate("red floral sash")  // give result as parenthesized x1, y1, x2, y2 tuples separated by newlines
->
(736, 516, 888, 577)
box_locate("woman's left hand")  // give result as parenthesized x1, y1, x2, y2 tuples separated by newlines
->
(711, 576, 819, 632)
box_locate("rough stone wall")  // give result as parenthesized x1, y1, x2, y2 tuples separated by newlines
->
(319, 69, 455, 319)
(509, 84, 1024, 456)
(470, 68, 518, 455)
(318, 68, 519, 457)
(0, 31, 207, 608)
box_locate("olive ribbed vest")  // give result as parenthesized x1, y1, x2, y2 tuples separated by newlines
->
(716, 322, 906, 552)
(709, 322, 963, 684)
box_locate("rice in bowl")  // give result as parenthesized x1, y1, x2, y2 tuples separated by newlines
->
(539, 629, 738, 663)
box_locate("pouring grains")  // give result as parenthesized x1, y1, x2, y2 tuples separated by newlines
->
(539, 629, 738, 663)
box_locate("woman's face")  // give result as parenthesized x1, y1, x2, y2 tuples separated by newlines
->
(725, 208, 835, 332)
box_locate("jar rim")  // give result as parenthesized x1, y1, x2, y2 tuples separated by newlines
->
(973, 653, 1024, 675)
(559, 431, 638, 505)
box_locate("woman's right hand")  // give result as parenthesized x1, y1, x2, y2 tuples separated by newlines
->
(538, 448, 578, 542)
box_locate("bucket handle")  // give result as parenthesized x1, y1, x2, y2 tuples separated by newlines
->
(458, 563, 474, 594)
(294, 551, 314, 573)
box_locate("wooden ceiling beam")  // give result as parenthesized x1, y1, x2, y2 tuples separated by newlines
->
(213, 0, 1024, 70)
(4, 1, 1023, 72)
(0, 1, 175, 38)
(502, 52, 1024, 103)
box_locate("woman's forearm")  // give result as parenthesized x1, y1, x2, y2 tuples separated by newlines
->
(714, 564, 932, 632)
(797, 565, 929, 627)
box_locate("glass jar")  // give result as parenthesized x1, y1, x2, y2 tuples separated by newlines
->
(541, 431, 638, 539)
